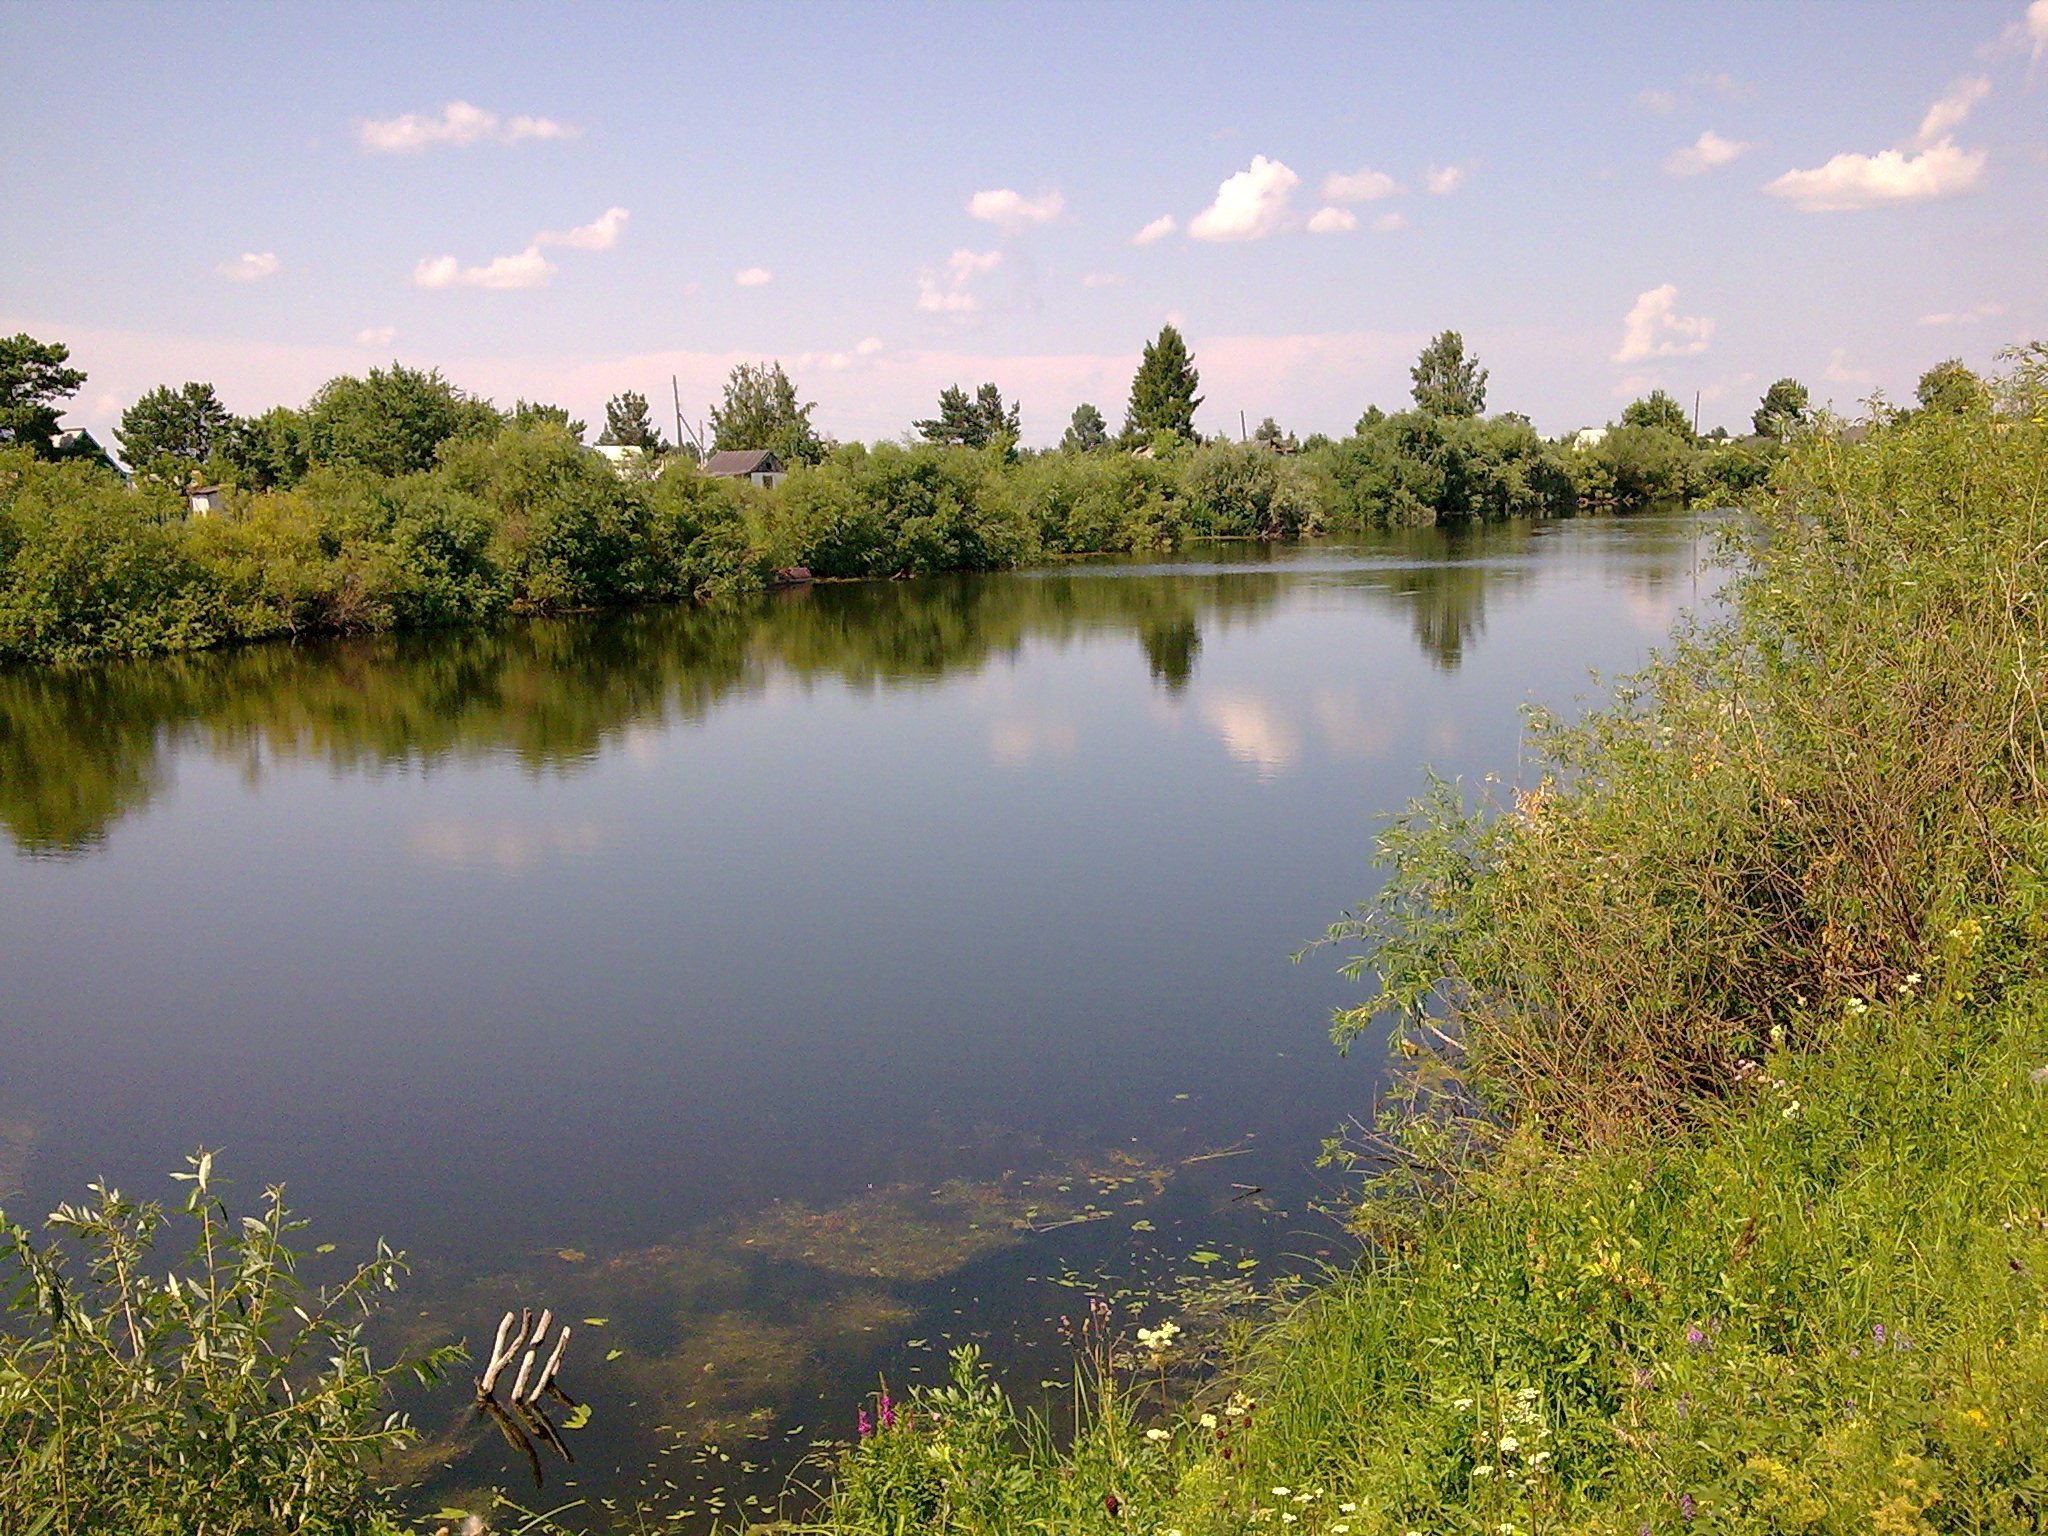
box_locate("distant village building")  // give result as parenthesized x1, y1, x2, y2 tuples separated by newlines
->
(183, 483, 226, 515)
(592, 442, 656, 474)
(701, 449, 787, 488)
(1571, 427, 1609, 451)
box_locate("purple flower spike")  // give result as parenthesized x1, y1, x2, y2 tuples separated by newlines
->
(1680, 1492, 1697, 1523)
(1872, 1323, 1886, 1345)
(857, 1408, 872, 1437)
(1685, 1324, 1709, 1352)
(878, 1390, 895, 1429)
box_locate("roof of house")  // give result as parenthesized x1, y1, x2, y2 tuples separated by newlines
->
(702, 449, 782, 476)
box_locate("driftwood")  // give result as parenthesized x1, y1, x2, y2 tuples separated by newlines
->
(475, 1305, 577, 1486)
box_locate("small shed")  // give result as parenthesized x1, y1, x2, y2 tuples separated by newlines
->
(183, 483, 226, 516)
(702, 449, 787, 488)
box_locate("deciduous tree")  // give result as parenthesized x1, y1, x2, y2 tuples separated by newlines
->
(304, 365, 500, 477)
(710, 361, 824, 465)
(1410, 330, 1487, 417)
(1916, 358, 1989, 416)
(1752, 377, 1810, 438)
(1621, 388, 1694, 442)
(116, 382, 236, 483)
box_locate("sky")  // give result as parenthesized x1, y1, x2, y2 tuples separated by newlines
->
(3, 0, 2045, 450)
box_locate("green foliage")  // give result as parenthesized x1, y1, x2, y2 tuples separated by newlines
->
(1409, 330, 1488, 417)
(1620, 387, 1693, 442)
(1060, 401, 1110, 454)
(304, 364, 500, 477)
(1181, 440, 1316, 538)
(766, 443, 1030, 578)
(0, 1151, 455, 1535)
(916, 383, 1020, 451)
(1753, 377, 1811, 438)
(221, 405, 312, 490)
(0, 333, 87, 458)
(710, 360, 825, 465)
(1566, 422, 1698, 506)
(1124, 324, 1203, 442)
(1251, 415, 1298, 452)
(598, 389, 667, 452)
(1311, 411, 1573, 527)
(510, 398, 587, 442)
(116, 381, 237, 485)
(1916, 356, 1991, 416)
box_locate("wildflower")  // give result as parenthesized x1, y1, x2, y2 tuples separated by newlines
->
(1632, 1365, 1654, 1389)
(1873, 1323, 1887, 1346)
(1452, 1397, 1474, 1410)
(1198, 1412, 1218, 1430)
(1280, 1516, 1297, 1526)
(1680, 1491, 1696, 1523)
(1473, 1465, 1494, 1478)
(1144, 1427, 1171, 1443)
(1527, 1450, 1550, 1467)
(857, 1408, 872, 1437)
(1900, 973, 1922, 994)
(1783, 1100, 1800, 1118)
(878, 1390, 895, 1430)
(1845, 997, 1869, 1016)
(1685, 1323, 1710, 1351)
(1271, 1487, 1292, 1498)
(1333, 1527, 1350, 1534)
(1498, 1435, 1520, 1454)
(1769, 1022, 1786, 1046)
(1339, 1503, 1358, 1514)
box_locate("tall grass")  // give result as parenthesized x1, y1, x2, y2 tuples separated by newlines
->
(803, 359, 2048, 1532)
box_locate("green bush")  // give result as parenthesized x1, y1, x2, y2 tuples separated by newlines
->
(0, 1152, 456, 1535)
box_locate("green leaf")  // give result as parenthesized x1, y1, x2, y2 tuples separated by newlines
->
(1189, 1249, 1222, 1265)
(563, 1402, 593, 1430)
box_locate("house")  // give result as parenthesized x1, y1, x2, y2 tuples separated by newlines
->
(592, 442, 658, 475)
(183, 483, 226, 515)
(701, 449, 787, 488)
(1570, 427, 1609, 451)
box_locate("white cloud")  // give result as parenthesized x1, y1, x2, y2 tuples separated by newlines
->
(1424, 163, 1470, 195)
(734, 266, 774, 287)
(1663, 129, 1755, 175)
(856, 336, 885, 356)
(917, 248, 1002, 313)
(356, 325, 396, 346)
(1132, 214, 1178, 246)
(412, 246, 556, 291)
(1696, 71, 1753, 100)
(1307, 206, 1358, 234)
(1372, 211, 1409, 233)
(966, 188, 1065, 229)
(1188, 155, 1300, 241)
(1636, 87, 1679, 114)
(1612, 283, 1713, 364)
(536, 206, 630, 250)
(1825, 347, 1875, 385)
(1080, 272, 1124, 288)
(1764, 138, 1986, 211)
(219, 251, 280, 282)
(1913, 76, 1991, 148)
(1918, 301, 2006, 326)
(1322, 165, 1400, 202)
(357, 100, 575, 153)
(2031, 0, 2048, 63)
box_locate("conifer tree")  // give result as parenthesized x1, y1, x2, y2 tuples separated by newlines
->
(599, 390, 668, 452)
(1123, 325, 1202, 442)
(1061, 402, 1109, 453)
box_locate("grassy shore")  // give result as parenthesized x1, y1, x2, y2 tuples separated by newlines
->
(806, 358, 2048, 1534)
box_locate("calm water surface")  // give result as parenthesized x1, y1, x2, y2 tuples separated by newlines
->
(0, 515, 1711, 1522)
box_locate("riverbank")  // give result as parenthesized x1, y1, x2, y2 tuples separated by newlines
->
(803, 360, 2048, 1530)
(0, 419, 1736, 669)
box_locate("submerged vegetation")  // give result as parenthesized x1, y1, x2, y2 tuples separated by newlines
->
(800, 352, 2048, 1530)
(2, 325, 1787, 669)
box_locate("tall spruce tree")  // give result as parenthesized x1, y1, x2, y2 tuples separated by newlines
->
(915, 382, 1019, 448)
(1409, 330, 1488, 417)
(1752, 378, 1811, 438)
(116, 382, 237, 484)
(1123, 325, 1202, 442)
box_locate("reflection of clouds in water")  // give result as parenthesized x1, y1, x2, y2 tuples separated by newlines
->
(619, 724, 665, 766)
(1312, 688, 1401, 762)
(408, 819, 615, 873)
(987, 715, 1079, 769)
(1199, 690, 1302, 780)
(1623, 585, 1685, 635)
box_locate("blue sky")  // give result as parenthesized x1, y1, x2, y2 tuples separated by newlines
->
(4, 1, 2044, 448)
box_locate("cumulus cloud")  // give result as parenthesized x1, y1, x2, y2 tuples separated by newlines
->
(412, 246, 555, 290)
(356, 326, 396, 346)
(1612, 283, 1714, 364)
(1372, 210, 1409, 233)
(1913, 76, 1992, 148)
(1425, 163, 1471, 195)
(1663, 129, 1755, 175)
(917, 248, 1002, 313)
(536, 206, 630, 250)
(218, 251, 280, 282)
(1322, 165, 1400, 202)
(1825, 348, 1875, 385)
(1188, 155, 1300, 241)
(856, 336, 885, 356)
(1765, 79, 1989, 211)
(1307, 206, 1358, 234)
(966, 188, 1065, 229)
(734, 266, 773, 287)
(1636, 87, 1679, 114)
(357, 100, 575, 153)
(1132, 213, 1178, 245)
(1764, 138, 1986, 211)
(1918, 301, 2006, 326)
(1081, 272, 1124, 288)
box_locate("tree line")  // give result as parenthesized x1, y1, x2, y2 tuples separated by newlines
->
(1, 324, 2016, 669)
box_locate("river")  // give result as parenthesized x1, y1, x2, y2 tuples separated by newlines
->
(0, 513, 1711, 1525)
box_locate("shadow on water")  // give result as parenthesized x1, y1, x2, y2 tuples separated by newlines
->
(0, 520, 1704, 858)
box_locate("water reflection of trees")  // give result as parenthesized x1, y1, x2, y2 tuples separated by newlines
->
(0, 522, 1700, 854)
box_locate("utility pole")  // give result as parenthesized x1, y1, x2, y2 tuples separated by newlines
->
(1240, 409, 1247, 443)
(672, 376, 685, 455)
(1693, 389, 1701, 439)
